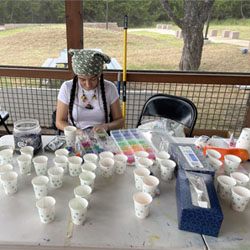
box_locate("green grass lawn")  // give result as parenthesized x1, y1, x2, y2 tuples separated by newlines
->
(0, 21, 249, 72)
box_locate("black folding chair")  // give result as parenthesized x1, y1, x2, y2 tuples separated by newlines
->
(136, 94, 197, 137)
(0, 111, 11, 134)
(52, 110, 63, 135)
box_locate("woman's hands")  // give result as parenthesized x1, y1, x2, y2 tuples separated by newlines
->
(90, 124, 109, 134)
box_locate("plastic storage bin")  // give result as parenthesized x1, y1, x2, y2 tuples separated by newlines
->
(111, 129, 156, 165)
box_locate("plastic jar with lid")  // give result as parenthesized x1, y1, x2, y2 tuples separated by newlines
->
(13, 119, 43, 155)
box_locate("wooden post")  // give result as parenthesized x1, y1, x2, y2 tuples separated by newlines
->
(65, 0, 83, 71)
(244, 97, 250, 128)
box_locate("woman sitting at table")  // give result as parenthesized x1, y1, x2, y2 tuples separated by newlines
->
(56, 49, 124, 134)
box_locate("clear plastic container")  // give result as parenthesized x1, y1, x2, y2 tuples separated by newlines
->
(13, 119, 42, 155)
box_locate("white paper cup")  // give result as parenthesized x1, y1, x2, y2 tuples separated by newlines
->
(33, 155, 48, 176)
(156, 151, 171, 170)
(55, 148, 69, 157)
(133, 192, 153, 219)
(74, 185, 92, 200)
(231, 186, 250, 212)
(99, 157, 115, 178)
(160, 159, 176, 181)
(53, 155, 68, 173)
(230, 172, 250, 187)
(69, 197, 88, 225)
(224, 154, 241, 175)
(142, 175, 159, 198)
(83, 153, 98, 164)
(134, 151, 149, 164)
(99, 151, 114, 159)
(79, 171, 96, 190)
(68, 156, 82, 176)
(207, 157, 223, 172)
(64, 126, 77, 147)
(133, 168, 151, 191)
(36, 196, 56, 224)
(0, 164, 13, 176)
(31, 176, 49, 199)
(206, 149, 221, 160)
(48, 167, 64, 189)
(81, 162, 97, 173)
(114, 154, 128, 174)
(217, 175, 236, 201)
(1, 171, 18, 195)
(0, 149, 13, 165)
(20, 146, 34, 157)
(137, 158, 153, 170)
(236, 128, 250, 155)
(156, 151, 170, 161)
(17, 154, 32, 174)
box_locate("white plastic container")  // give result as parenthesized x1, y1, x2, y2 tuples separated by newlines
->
(13, 119, 42, 155)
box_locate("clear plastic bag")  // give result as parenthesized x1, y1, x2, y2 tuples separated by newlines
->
(186, 172, 211, 209)
(138, 118, 185, 137)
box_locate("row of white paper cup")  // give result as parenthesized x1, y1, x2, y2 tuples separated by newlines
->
(217, 174, 250, 212)
(132, 150, 177, 219)
(206, 148, 242, 175)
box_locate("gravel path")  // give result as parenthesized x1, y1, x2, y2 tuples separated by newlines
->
(128, 28, 250, 48)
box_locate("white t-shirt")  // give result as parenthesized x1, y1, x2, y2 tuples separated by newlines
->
(58, 79, 119, 130)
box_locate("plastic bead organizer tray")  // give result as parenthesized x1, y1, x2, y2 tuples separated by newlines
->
(78, 128, 121, 156)
(111, 129, 156, 165)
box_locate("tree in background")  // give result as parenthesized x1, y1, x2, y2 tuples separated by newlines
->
(212, 0, 250, 20)
(83, 0, 165, 27)
(160, 0, 215, 70)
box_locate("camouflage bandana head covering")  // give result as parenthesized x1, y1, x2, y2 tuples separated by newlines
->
(69, 49, 111, 76)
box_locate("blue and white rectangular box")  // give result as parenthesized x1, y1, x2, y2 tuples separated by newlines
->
(169, 143, 215, 176)
(176, 170, 223, 237)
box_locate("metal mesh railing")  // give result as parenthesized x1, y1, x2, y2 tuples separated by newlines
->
(0, 76, 61, 129)
(1, 76, 249, 137)
(125, 81, 250, 137)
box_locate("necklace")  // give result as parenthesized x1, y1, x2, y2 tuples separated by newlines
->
(81, 89, 97, 109)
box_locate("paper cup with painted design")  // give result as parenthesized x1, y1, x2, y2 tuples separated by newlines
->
(114, 154, 128, 174)
(33, 155, 48, 176)
(64, 126, 77, 147)
(159, 159, 176, 181)
(36, 196, 56, 224)
(133, 192, 153, 219)
(83, 153, 98, 164)
(231, 186, 250, 212)
(68, 156, 82, 176)
(74, 184, 92, 201)
(69, 197, 88, 225)
(133, 168, 151, 191)
(81, 162, 97, 173)
(48, 167, 64, 189)
(142, 175, 159, 198)
(20, 146, 34, 157)
(79, 171, 96, 190)
(99, 157, 115, 178)
(1, 171, 18, 195)
(217, 175, 236, 202)
(224, 154, 241, 175)
(17, 154, 32, 175)
(31, 175, 49, 199)
(230, 172, 249, 187)
(53, 155, 68, 174)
